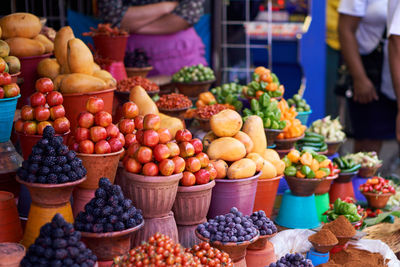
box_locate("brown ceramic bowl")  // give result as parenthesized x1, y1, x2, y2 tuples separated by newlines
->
(175, 79, 216, 99)
(335, 170, 358, 183)
(285, 176, 324, 196)
(358, 164, 382, 178)
(326, 139, 346, 156)
(126, 66, 153, 78)
(315, 174, 338, 195)
(264, 129, 283, 146)
(158, 106, 192, 118)
(309, 239, 338, 253)
(247, 233, 276, 250)
(362, 191, 393, 209)
(274, 134, 305, 150)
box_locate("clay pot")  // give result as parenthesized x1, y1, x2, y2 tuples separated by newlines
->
(253, 176, 282, 217)
(274, 134, 304, 150)
(264, 128, 283, 146)
(0, 191, 23, 243)
(126, 66, 153, 78)
(131, 211, 178, 247)
(77, 149, 123, 189)
(177, 223, 204, 248)
(329, 181, 355, 204)
(247, 233, 276, 250)
(336, 171, 358, 183)
(246, 241, 276, 267)
(358, 164, 382, 178)
(175, 80, 216, 99)
(315, 174, 338, 195)
(0, 141, 23, 197)
(81, 221, 144, 261)
(172, 180, 215, 225)
(16, 131, 70, 160)
(0, 243, 26, 267)
(326, 140, 345, 156)
(208, 173, 260, 219)
(72, 187, 96, 217)
(121, 170, 182, 218)
(62, 88, 115, 134)
(285, 176, 323, 197)
(362, 191, 393, 209)
(10, 72, 20, 83)
(92, 35, 128, 62)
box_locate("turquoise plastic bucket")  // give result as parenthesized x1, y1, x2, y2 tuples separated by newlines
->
(307, 248, 329, 266)
(315, 193, 330, 223)
(275, 190, 320, 229)
(296, 110, 312, 125)
(0, 95, 20, 142)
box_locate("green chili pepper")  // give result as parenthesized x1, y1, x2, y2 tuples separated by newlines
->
(260, 81, 268, 90)
(249, 81, 260, 91)
(255, 111, 264, 118)
(284, 166, 297, 177)
(251, 99, 260, 112)
(259, 93, 270, 108)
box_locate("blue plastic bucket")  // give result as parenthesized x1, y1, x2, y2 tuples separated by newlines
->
(307, 248, 329, 266)
(0, 95, 20, 142)
(296, 110, 312, 125)
(352, 176, 368, 202)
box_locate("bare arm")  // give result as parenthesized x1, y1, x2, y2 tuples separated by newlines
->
(133, 13, 190, 35)
(338, 13, 378, 103)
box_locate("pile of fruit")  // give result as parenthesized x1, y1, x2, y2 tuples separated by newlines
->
(196, 207, 259, 243)
(21, 214, 97, 266)
(243, 93, 286, 130)
(243, 66, 284, 99)
(194, 104, 231, 120)
(117, 102, 142, 157)
(283, 150, 335, 179)
(189, 242, 233, 267)
(332, 156, 361, 173)
(74, 178, 143, 233)
(286, 94, 310, 113)
(210, 83, 243, 111)
(15, 78, 70, 135)
(156, 93, 192, 110)
(325, 198, 363, 223)
(117, 76, 159, 93)
(17, 126, 87, 184)
(269, 253, 313, 267)
(125, 48, 150, 68)
(83, 23, 128, 37)
(309, 116, 346, 142)
(277, 99, 306, 139)
(172, 64, 215, 83)
(296, 132, 328, 153)
(342, 152, 382, 168)
(247, 210, 277, 236)
(359, 177, 396, 195)
(0, 39, 21, 75)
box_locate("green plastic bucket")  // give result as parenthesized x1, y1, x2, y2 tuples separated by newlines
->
(0, 95, 20, 142)
(296, 110, 312, 125)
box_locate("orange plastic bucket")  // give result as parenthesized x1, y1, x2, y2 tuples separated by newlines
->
(253, 176, 282, 217)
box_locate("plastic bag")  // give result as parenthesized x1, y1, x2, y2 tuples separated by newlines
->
(269, 229, 400, 267)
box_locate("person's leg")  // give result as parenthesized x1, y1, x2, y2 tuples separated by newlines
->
(354, 139, 383, 153)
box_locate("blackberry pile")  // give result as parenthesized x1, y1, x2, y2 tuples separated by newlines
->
(124, 48, 150, 68)
(74, 178, 143, 233)
(269, 253, 313, 267)
(197, 207, 259, 243)
(20, 214, 97, 267)
(17, 126, 87, 184)
(247, 210, 277, 236)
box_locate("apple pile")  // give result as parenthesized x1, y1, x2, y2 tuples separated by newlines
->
(71, 97, 125, 154)
(0, 70, 19, 99)
(123, 114, 187, 176)
(14, 78, 70, 135)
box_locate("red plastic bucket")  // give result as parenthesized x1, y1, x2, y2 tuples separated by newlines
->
(92, 35, 128, 61)
(253, 176, 282, 217)
(103, 61, 127, 81)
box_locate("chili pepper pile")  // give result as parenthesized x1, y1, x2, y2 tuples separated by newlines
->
(287, 94, 310, 112)
(296, 132, 327, 152)
(83, 23, 128, 36)
(195, 104, 231, 120)
(156, 93, 192, 110)
(283, 150, 337, 179)
(117, 76, 159, 92)
(172, 64, 215, 83)
(210, 83, 243, 111)
(365, 208, 383, 218)
(243, 66, 284, 99)
(333, 156, 362, 173)
(359, 177, 396, 194)
(277, 99, 306, 139)
(324, 198, 363, 223)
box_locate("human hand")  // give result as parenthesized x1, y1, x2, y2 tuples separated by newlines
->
(352, 77, 378, 104)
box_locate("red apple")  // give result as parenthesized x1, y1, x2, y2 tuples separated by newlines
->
(21, 105, 35, 121)
(185, 157, 201, 173)
(53, 117, 70, 134)
(179, 142, 195, 158)
(106, 123, 120, 138)
(142, 162, 159, 176)
(14, 119, 24, 133)
(86, 97, 104, 114)
(205, 164, 217, 180)
(109, 137, 124, 152)
(136, 130, 144, 144)
(30, 92, 46, 107)
(49, 105, 65, 120)
(75, 127, 90, 142)
(117, 132, 126, 147)
(172, 156, 185, 174)
(167, 142, 180, 157)
(95, 140, 112, 154)
(181, 171, 196, 186)
(134, 146, 153, 164)
(143, 130, 159, 147)
(175, 129, 192, 142)
(194, 169, 210, 185)
(46, 91, 63, 106)
(119, 119, 135, 135)
(94, 111, 112, 127)
(157, 128, 172, 144)
(23, 121, 37, 135)
(127, 143, 140, 157)
(190, 138, 203, 154)
(124, 133, 137, 148)
(79, 140, 94, 154)
(134, 115, 144, 130)
(2, 73, 11, 85)
(122, 102, 139, 119)
(34, 107, 50, 122)
(90, 126, 107, 142)
(124, 158, 142, 174)
(159, 159, 175, 176)
(153, 144, 170, 162)
(3, 83, 20, 98)
(143, 114, 160, 130)
(37, 121, 53, 135)
(78, 112, 95, 128)
(35, 78, 54, 93)
(0, 87, 4, 99)
(196, 152, 210, 168)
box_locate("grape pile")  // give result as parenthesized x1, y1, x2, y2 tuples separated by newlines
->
(17, 126, 87, 184)
(74, 178, 143, 233)
(247, 210, 277, 236)
(20, 214, 97, 267)
(124, 49, 150, 68)
(269, 253, 313, 267)
(197, 207, 259, 243)
(189, 242, 234, 267)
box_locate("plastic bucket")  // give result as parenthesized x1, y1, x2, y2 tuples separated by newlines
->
(253, 176, 282, 217)
(306, 248, 329, 266)
(329, 181, 355, 204)
(102, 61, 127, 81)
(0, 95, 20, 142)
(296, 110, 312, 126)
(92, 35, 128, 62)
(352, 176, 368, 202)
(315, 193, 329, 223)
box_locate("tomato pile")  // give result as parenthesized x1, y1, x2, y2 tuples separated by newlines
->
(190, 242, 233, 267)
(359, 177, 396, 194)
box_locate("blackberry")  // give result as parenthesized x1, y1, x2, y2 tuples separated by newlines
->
(38, 138, 50, 148)
(95, 198, 105, 208)
(67, 247, 79, 258)
(101, 206, 112, 217)
(17, 167, 28, 180)
(43, 156, 56, 167)
(93, 208, 102, 218)
(32, 147, 44, 155)
(75, 167, 86, 178)
(74, 222, 85, 231)
(85, 214, 94, 223)
(67, 171, 78, 181)
(26, 174, 37, 183)
(70, 159, 81, 169)
(52, 228, 64, 238)
(28, 163, 39, 174)
(96, 217, 107, 224)
(63, 258, 74, 265)
(39, 166, 50, 176)
(111, 185, 122, 195)
(51, 165, 63, 174)
(108, 215, 118, 224)
(126, 218, 136, 228)
(43, 126, 55, 139)
(44, 248, 54, 259)
(31, 154, 42, 163)
(50, 136, 63, 147)
(95, 188, 106, 199)
(122, 199, 132, 210)
(57, 145, 69, 156)
(85, 205, 94, 215)
(53, 238, 67, 249)
(62, 164, 71, 173)
(57, 156, 67, 165)
(84, 223, 93, 232)
(115, 221, 125, 231)
(47, 174, 58, 184)
(46, 146, 56, 156)
(50, 259, 63, 267)
(40, 224, 53, 236)
(92, 224, 103, 233)
(113, 206, 123, 215)
(121, 212, 129, 222)
(66, 150, 76, 161)
(34, 244, 45, 255)
(77, 241, 86, 251)
(98, 177, 111, 188)
(104, 223, 114, 232)
(58, 174, 70, 184)
(67, 236, 79, 246)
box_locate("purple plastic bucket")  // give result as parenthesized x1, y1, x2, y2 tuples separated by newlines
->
(278, 178, 289, 195)
(352, 176, 368, 202)
(207, 173, 260, 219)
